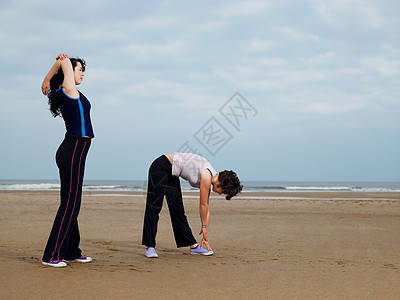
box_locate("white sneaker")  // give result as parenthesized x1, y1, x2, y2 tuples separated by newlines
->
(145, 247, 158, 258)
(190, 245, 213, 256)
(42, 260, 67, 268)
(64, 256, 93, 263)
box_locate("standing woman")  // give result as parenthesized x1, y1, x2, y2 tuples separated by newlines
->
(142, 152, 242, 258)
(41, 54, 94, 267)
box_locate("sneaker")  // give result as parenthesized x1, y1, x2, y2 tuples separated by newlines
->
(64, 256, 93, 263)
(190, 245, 213, 256)
(145, 247, 158, 258)
(42, 260, 67, 268)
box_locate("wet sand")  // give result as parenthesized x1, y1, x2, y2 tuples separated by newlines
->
(0, 190, 399, 299)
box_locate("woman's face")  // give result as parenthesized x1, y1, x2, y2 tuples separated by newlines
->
(212, 180, 223, 195)
(74, 62, 84, 85)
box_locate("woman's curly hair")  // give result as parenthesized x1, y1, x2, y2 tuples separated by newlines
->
(47, 58, 86, 117)
(218, 170, 243, 200)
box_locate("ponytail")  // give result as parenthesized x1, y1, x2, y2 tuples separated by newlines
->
(47, 70, 64, 117)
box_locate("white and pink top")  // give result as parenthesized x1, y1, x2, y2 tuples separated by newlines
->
(171, 152, 217, 188)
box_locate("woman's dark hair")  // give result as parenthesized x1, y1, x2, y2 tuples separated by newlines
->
(47, 58, 86, 117)
(218, 170, 243, 200)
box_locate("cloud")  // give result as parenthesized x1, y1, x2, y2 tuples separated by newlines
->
(310, 0, 384, 28)
(214, 60, 328, 89)
(278, 26, 320, 42)
(303, 53, 336, 65)
(274, 90, 376, 116)
(288, 98, 364, 114)
(122, 39, 189, 60)
(130, 16, 177, 29)
(247, 39, 275, 52)
(119, 78, 218, 111)
(192, 21, 227, 34)
(217, 0, 272, 17)
(72, 28, 126, 42)
(361, 56, 400, 76)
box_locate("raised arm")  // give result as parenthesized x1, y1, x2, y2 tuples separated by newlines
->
(199, 170, 212, 251)
(41, 54, 78, 98)
(41, 58, 61, 96)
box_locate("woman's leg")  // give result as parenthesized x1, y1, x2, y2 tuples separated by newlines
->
(165, 173, 197, 248)
(42, 138, 90, 262)
(64, 220, 81, 260)
(142, 156, 170, 248)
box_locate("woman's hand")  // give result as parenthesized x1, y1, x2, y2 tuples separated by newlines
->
(199, 227, 212, 251)
(56, 53, 68, 61)
(41, 78, 50, 95)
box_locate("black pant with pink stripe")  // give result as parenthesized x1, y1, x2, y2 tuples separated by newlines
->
(42, 137, 91, 262)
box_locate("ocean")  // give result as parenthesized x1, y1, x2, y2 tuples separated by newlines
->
(0, 179, 399, 193)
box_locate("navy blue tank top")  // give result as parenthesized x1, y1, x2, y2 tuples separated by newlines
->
(56, 87, 94, 138)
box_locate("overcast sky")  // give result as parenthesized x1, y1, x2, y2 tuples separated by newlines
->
(0, 0, 399, 182)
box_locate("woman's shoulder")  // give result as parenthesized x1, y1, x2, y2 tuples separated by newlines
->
(56, 86, 81, 100)
(79, 90, 88, 99)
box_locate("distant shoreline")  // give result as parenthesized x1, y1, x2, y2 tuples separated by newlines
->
(1, 189, 399, 202)
(1, 179, 399, 193)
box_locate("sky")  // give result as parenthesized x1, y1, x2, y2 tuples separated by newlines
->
(0, 0, 399, 182)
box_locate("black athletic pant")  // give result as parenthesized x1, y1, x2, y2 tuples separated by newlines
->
(42, 137, 91, 262)
(142, 155, 197, 248)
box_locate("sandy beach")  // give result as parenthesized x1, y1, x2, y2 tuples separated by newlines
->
(0, 190, 399, 299)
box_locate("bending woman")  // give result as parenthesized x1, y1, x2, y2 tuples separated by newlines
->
(142, 152, 242, 258)
(41, 54, 94, 267)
